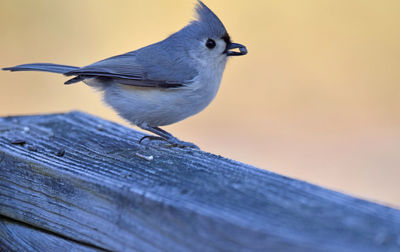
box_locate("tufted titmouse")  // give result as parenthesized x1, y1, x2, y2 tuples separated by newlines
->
(3, 1, 247, 149)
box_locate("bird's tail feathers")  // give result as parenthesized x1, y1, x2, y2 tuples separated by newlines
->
(2, 63, 79, 74)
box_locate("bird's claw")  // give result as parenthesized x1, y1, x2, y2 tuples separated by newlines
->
(139, 135, 165, 144)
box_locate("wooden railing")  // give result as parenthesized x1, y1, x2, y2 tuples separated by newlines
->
(1, 111, 399, 251)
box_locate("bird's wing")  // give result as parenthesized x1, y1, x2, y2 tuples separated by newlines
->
(64, 49, 198, 88)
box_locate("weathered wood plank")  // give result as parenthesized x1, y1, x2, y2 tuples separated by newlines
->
(0, 216, 102, 252)
(0, 111, 400, 252)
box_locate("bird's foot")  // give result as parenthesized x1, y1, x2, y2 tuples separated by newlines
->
(139, 135, 199, 149)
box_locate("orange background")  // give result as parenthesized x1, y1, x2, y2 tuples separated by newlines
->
(1, 0, 399, 207)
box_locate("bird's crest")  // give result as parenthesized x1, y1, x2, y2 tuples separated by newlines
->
(193, 1, 228, 37)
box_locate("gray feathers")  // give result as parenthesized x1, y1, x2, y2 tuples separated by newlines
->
(4, 1, 228, 89)
(64, 45, 198, 88)
(63, 1, 226, 88)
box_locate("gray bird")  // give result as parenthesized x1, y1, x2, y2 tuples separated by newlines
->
(3, 1, 247, 149)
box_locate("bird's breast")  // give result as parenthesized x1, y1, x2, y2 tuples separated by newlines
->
(188, 62, 226, 111)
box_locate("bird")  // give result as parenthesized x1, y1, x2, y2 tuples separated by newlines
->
(3, 1, 247, 149)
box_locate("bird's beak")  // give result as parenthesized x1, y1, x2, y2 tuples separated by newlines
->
(225, 42, 248, 56)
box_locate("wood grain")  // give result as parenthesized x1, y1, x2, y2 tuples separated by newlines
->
(0, 216, 102, 252)
(0, 111, 400, 251)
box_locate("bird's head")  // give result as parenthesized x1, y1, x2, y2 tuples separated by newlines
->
(167, 1, 247, 65)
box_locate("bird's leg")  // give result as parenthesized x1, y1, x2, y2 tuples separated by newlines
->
(138, 124, 199, 149)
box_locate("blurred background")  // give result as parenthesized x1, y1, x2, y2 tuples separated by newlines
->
(1, 0, 399, 207)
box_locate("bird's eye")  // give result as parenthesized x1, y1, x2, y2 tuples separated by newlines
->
(205, 39, 216, 49)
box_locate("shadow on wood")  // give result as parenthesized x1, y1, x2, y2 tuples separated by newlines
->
(0, 111, 400, 252)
